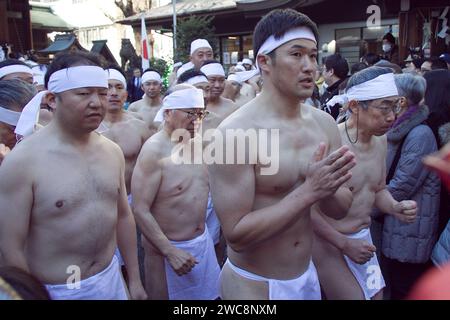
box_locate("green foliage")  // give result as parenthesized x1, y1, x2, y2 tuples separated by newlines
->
(150, 57, 169, 93)
(175, 15, 219, 62)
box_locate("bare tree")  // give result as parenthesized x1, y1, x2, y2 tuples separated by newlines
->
(114, 0, 153, 18)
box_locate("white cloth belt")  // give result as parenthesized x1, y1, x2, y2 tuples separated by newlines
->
(141, 71, 161, 83)
(0, 65, 33, 79)
(325, 73, 399, 108)
(107, 69, 127, 89)
(186, 75, 208, 86)
(15, 65, 108, 137)
(0, 106, 21, 126)
(200, 63, 225, 77)
(154, 86, 205, 122)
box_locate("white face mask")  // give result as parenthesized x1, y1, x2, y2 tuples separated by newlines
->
(382, 44, 391, 53)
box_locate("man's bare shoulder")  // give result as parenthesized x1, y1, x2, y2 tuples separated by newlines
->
(128, 100, 142, 112)
(217, 102, 256, 132)
(139, 132, 168, 160)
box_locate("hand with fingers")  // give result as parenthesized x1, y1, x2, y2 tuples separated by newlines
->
(392, 200, 417, 224)
(342, 238, 376, 265)
(304, 142, 356, 200)
(166, 246, 198, 276)
(0, 143, 11, 166)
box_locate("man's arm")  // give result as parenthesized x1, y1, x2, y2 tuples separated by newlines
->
(0, 151, 33, 271)
(113, 145, 147, 300)
(208, 124, 354, 253)
(131, 141, 197, 276)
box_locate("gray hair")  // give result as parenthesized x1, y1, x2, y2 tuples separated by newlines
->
(346, 66, 394, 109)
(394, 73, 426, 105)
(0, 79, 37, 111)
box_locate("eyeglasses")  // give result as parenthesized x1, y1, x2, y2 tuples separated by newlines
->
(179, 109, 209, 120)
(362, 100, 402, 116)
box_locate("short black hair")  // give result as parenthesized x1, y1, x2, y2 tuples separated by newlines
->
(325, 54, 349, 79)
(253, 9, 319, 56)
(362, 53, 381, 66)
(177, 69, 207, 84)
(383, 32, 396, 44)
(412, 58, 425, 69)
(143, 68, 160, 74)
(44, 51, 104, 88)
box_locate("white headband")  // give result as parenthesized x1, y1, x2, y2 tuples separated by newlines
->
(234, 65, 246, 72)
(256, 27, 317, 69)
(186, 75, 208, 86)
(0, 65, 33, 79)
(107, 69, 127, 89)
(0, 106, 21, 126)
(15, 65, 108, 137)
(176, 62, 194, 79)
(242, 58, 253, 65)
(154, 87, 205, 122)
(325, 73, 399, 109)
(227, 74, 243, 84)
(190, 39, 212, 55)
(200, 63, 225, 77)
(142, 71, 161, 84)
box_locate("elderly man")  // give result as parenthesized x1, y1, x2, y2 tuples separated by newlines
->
(176, 39, 214, 79)
(312, 67, 417, 300)
(128, 69, 163, 135)
(0, 59, 33, 84)
(0, 52, 146, 300)
(131, 84, 220, 300)
(0, 79, 36, 165)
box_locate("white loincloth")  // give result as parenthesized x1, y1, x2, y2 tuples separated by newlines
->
(205, 192, 221, 245)
(224, 259, 321, 300)
(343, 228, 386, 300)
(165, 228, 220, 300)
(45, 255, 128, 300)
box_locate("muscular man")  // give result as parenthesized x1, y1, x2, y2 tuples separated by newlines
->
(0, 52, 146, 300)
(312, 67, 417, 300)
(0, 79, 36, 165)
(131, 84, 220, 300)
(128, 69, 163, 135)
(200, 60, 238, 127)
(103, 67, 151, 195)
(208, 9, 355, 300)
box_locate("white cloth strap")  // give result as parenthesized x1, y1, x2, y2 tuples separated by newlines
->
(107, 69, 127, 89)
(325, 73, 399, 108)
(141, 71, 161, 83)
(186, 75, 208, 86)
(0, 106, 21, 126)
(0, 65, 33, 79)
(200, 63, 225, 77)
(15, 66, 108, 137)
(154, 87, 205, 122)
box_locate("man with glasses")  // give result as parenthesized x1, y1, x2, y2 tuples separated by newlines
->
(313, 67, 417, 300)
(130, 84, 220, 300)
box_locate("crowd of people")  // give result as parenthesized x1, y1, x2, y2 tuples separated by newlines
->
(0, 8, 449, 300)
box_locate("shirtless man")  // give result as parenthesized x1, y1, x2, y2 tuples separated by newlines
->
(208, 9, 356, 300)
(312, 67, 417, 300)
(222, 73, 254, 108)
(0, 79, 36, 165)
(128, 69, 163, 135)
(131, 84, 220, 300)
(103, 67, 151, 195)
(200, 60, 238, 128)
(0, 52, 146, 300)
(176, 39, 214, 79)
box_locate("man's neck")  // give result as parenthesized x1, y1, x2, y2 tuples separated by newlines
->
(104, 110, 124, 124)
(259, 81, 303, 119)
(144, 94, 162, 107)
(51, 118, 93, 145)
(346, 115, 373, 145)
(163, 124, 191, 145)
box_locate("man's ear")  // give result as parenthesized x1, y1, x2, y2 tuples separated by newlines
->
(257, 54, 271, 73)
(45, 92, 56, 110)
(348, 100, 359, 114)
(399, 96, 408, 108)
